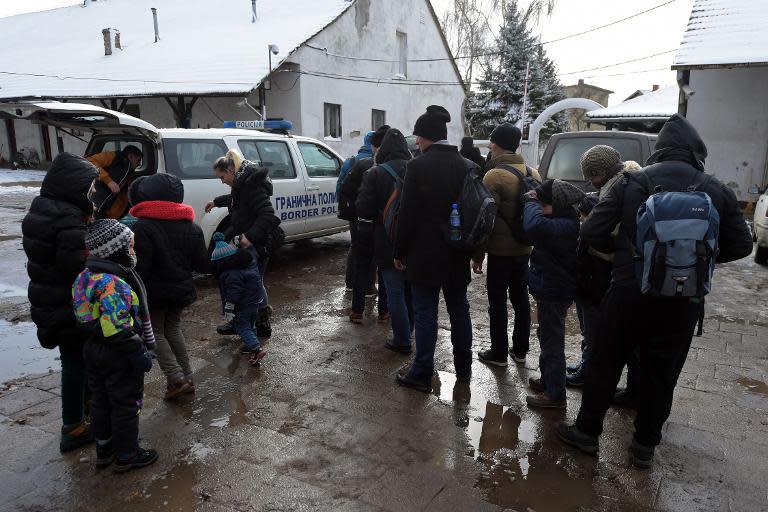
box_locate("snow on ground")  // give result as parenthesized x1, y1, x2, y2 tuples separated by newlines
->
(0, 169, 45, 183)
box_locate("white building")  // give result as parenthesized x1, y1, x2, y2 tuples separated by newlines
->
(0, 0, 466, 163)
(585, 85, 678, 133)
(672, 0, 768, 201)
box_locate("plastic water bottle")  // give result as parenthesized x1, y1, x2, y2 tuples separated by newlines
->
(449, 203, 461, 241)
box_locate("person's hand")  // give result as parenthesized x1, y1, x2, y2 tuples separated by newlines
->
(471, 259, 484, 274)
(223, 302, 235, 323)
(205, 201, 216, 213)
(523, 190, 538, 203)
(394, 258, 406, 271)
(108, 181, 120, 194)
(239, 235, 252, 248)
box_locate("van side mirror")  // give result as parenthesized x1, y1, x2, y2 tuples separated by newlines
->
(748, 185, 763, 195)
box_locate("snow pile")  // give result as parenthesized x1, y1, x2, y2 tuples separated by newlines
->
(586, 85, 678, 121)
(673, 0, 768, 68)
(0, 0, 352, 99)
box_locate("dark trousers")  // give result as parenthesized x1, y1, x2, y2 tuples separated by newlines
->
(576, 283, 699, 447)
(536, 300, 571, 401)
(575, 299, 601, 377)
(351, 226, 387, 315)
(408, 283, 473, 382)
(487, 254, 531, 358)
(84, 341, 145, 457)
(60, 343, 88, 426)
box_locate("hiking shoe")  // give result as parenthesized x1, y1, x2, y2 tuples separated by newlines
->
(631, 439, 655, 469)
(216, 321, 236, 335)
(349, 311, 364, 324)
(478, 349, 508, 367)
(558, 423, 599, 454)
(395, 373, 432, 393)
(95, 441, 114, 468)
(378, 312, 391, 323)
(566, 371, 585, 387)
(165, 380, 193, 400)
(566, 361, 582, 374)
(365, 288, 377, 298)
(60, 421, 94, 453)
(526, 393, 566, 409)
(114, 448, 159, 474)
(528, 376, 545, 393)
(510, 351, 527, 364)
(185, 377, 196, 394)
(249, 349, 267, 366)
(385, 341, 412, 354)
(612, 389, 637, 409)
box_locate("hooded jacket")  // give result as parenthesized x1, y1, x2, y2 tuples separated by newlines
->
(337, 132, 374, 198)
(129, 174, 209, 309)
(22, 153, 97, 349)
(581, 114, 753, 284)
(355, 129, 411, 267)
(213, 161, 282, 258)
(338, 135, 375, 221)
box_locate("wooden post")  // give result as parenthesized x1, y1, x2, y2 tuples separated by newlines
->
(5, 119, 17, 164)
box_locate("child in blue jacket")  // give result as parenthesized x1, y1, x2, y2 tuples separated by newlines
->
(522, 179, 584, 409)
(210, 232, 266, 365)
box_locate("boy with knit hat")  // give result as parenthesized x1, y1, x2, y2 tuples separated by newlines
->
(73, 219, 158, 472)
(210, 232, 266, 365)
(521, 179, 584, 408)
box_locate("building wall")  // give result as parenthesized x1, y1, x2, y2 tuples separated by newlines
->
(687, 67, 768, 200)
(563, 83, 611, 132)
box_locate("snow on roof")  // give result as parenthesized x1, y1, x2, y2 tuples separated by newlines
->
(586, 85, 678, 122)
(673, 0, 768, 68)
(0, 0, 352, 99)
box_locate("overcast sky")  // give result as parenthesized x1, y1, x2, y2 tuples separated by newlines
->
(1, 0, 694, 106)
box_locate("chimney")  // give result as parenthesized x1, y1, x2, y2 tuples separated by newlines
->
(251, 0, 258, 22)
(114, 30, 121, 50)
(652, 84, 659, 91)
(102, 28, 112, 56)
(578, 78, 584, 86)
(151, 8, 160, 42)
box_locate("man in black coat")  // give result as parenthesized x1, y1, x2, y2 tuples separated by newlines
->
(356, 128, 414, 352)
(22, 153, 97, 452)
(393, 105, 473, 392)
(460, 136, 486, 175)
(558, 115, 753, 468)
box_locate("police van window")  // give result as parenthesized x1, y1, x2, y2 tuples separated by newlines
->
(86, 138, 153, 174)
(237, 140, 297, 179)
(163, 139, 228, 180)
(548, 137, 642, 182)
(297, 142, 341, 178)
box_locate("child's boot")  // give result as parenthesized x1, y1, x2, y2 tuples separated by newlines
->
(60, 421, 94, 453)
(95, 439, 114, 468)
(256, 307, 272, 338)
(114, 447, 159, 473)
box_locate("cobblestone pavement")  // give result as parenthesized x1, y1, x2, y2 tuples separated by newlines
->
(1, 233, 766, 512)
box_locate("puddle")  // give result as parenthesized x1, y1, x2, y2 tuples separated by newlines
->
(190, 363, 252, 429)
(737, 377, 768, 397)
(0, 320, 59, 383)
(113, 461, 201, 512)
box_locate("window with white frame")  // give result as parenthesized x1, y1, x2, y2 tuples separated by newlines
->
(372, 109, 386, 131)
(396, 31, 407, 78)
(324, 103, 342, 139)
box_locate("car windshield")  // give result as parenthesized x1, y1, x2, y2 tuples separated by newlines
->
(547, 137, 644, 181)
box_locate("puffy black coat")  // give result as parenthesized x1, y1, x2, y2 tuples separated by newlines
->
(356, 129, 411, 268)
(581, 114, 753, 284)
(22, 153, 97, 349)
(130, 174, 209, 309)
(339, 156, 374, 221)
(213, 161, 282, 258)
(394, 143, 472, 287)
(460, 146, 486, 176)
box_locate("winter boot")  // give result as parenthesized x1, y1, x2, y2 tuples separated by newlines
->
(60, 421, 94, 453)
(95, 439, 114, 468)
(256, 307, 272, 338)
(114, 447, 159, 474)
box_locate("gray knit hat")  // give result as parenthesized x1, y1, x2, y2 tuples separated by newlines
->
(86, 219, 134, 259)
(580, 145, 623, 179)
(552, 180, 585, 216)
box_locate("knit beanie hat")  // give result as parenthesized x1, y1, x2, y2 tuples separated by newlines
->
(490, 123, 522, 152)
(413, 105, 451, 142)
(580, 145, 623, 179)
(552, 180, 586, 217)
(86, 219, 134, 259)
(210, 232, 238, 261)
(578, 192, 599, 216)
(535, 179, 555, 205)
(461, 136, 474, 150)
(371, 124, 391, 148)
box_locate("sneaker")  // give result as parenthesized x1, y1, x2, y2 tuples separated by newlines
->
(114, 447, 159, 474)
(60, 421, 94, 453)
(378, 312, 391, 323)
(566, 361, 582, 374)
(528, 376, 545, 393)
(557, 423, 599, 454)
(478, 349, 508, 367)
(612, 389, 637, 409)
(216, 321, 235, 336)
(526, 393, 566, 409)
(164, 380, 193, 400)
(349, 311, 364, 324)
(365, 288, 377, 298)
(395, 373, 432, 393)
(95, 441, 114, 468)
(566, 371, 585, 387)
(511, 352, 527, 364)
(630, 438, 655, 469)
(249, 349, 267, 366)
(185, 377, 196, 394)
(385, 341, 412, 354)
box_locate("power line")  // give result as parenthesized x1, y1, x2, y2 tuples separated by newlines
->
(558, 49, 677, 76)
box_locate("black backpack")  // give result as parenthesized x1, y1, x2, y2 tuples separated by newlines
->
(445, 162, 497, 252)
(497, 164, 540, 246)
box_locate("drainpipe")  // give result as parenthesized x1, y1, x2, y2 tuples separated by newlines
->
(102, 28, 112, 55)
(151, 8, 160, 42)
(676, 69, 691, 117)
(251, 0, 258, 22)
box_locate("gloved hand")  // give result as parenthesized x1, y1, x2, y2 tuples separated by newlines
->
(130, 348, 153, 373)
(523, 190, 538, 203)
(224, 302, 235, 323)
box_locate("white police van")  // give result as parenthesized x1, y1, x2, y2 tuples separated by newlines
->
(0, 102, 348, 246)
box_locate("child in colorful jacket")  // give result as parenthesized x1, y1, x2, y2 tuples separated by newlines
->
(73, 219, 158, 473)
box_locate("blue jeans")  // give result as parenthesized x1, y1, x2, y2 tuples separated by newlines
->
(380, 267, 413, 347)
(487, 254, 531, 358)
(575, 299, 600, 377)
(407, 283, 472, 382)
(536, 300, 571, 401)
(234, 307, 261, 352)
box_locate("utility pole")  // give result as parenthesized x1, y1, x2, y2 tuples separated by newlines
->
(519, 61, 530, 137)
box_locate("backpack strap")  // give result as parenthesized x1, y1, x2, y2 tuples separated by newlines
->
(379, 162, 401, 183)
(497, 163, 526, 181)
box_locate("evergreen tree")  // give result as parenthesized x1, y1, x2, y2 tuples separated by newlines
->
(467, 0, 567, 142)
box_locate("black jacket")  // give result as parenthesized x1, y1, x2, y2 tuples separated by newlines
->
(22, 153, 97, 349)
(339, 157, 374, 221)
(213, 161, 282, 258)
(356, 129, 411, 268)
(394, 143, 472, 287)
(460, 146, 486, 176)
(581, 114, 753, 284)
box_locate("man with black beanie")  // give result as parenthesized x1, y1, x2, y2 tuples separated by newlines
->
(460, 136, 486, 173)
(393, 105, 473, 392)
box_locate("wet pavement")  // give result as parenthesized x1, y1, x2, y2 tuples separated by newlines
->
(1, 174, 767, 511)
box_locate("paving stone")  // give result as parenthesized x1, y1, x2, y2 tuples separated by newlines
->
(0, 386, 57, 416)
(718, 322, 758, 336)
(359, 466, 449, 512)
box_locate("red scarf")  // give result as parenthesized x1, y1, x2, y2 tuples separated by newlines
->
(129, 201, 195, 221)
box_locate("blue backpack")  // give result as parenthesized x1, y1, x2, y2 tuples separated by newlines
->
(634, 172, 720, 300)
(380, 163, 403, 244)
